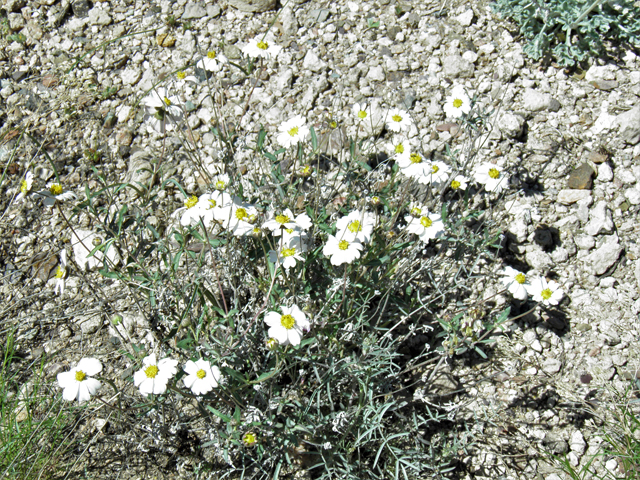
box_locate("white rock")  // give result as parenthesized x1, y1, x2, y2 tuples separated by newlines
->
(462, 50, 478, 63)
(525, 249, 553, 270)
(614, 106, 640, 145)
(88, 7, 111, 26)
(542, 358, 562, 374)
(302, 50, 326, 72)
(522, 88, 560, 112)
(583, 234, 622, 275)
(498, 112, 525, 138)
(442, 55, 474, 78)
(570, 430, 586, 455)
(584, 201, 613, 236)
(597, 163, 613, 182)
(625, 187, 640, 205)
(557, 189, 591, 205)
(121, 68, 141, 86)
(454, 9, 474, 26)
(366, 66, 385, 82)
(585, 65, 618, 81)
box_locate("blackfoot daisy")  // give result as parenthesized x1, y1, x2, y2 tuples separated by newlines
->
(57, 358, 102, 403)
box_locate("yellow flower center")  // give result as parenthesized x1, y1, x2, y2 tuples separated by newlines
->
(541, 288, 552, 300)
(338, 240, 349, 250)
(144, 365, 159, 378)
(453, 98, 463, 108)
(300, 165, 311, 176)
(371, 196, 379, 204)
(410, 207, 421, 216)
(177, 71, 186, 79)
(280, 314, 295, 330)
(207, 51, 216, 59)
(164, 97, 172, 106)
(329, 120, 338, 129)
(288, 126, 299, 137)
(358, 110, 367, 119)
(253, 227, 261, 236)
(431, 164, 439, 173)
(196, 369, 206, 379)
(208, 199, 217, 209)
(50, 184, 63, 196)
(420, 216, 432, 228)
(409, 153, 422, 164)
(55, 266, 65, 279)
(285, 228, 294, 234)
(451, 180, 461, 190)
(348, 220, 361, 233)
(392, 114, 402, 122)
(75, 370, 86, 382)
(185, 195, 198, 208)
(236, 208, 247, 220)
(488, 168, 500, 179)
(257, 40, 268, 50)
(275, 214, 290, 225)
(243, 432, 257, 446)
(515, 273, 526, 284)
(282, 247, 296, 257)
(395, 143, 405, 154)
(215, 180, 226, 190)
(20, 180, 28, 194)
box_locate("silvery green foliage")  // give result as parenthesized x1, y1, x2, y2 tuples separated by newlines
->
(492, 0, 640, 66)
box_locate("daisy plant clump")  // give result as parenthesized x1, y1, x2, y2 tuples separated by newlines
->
(65, 69, 523, 477)
(57, 358, 102, 403)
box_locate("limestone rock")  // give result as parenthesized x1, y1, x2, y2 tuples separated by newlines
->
(228, 0, 276, 12)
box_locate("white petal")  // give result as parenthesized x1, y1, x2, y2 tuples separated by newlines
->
(287, 329, 302, 346)
(84, 378, 102, 396)
(57, 370, 76, 389)
(269, 325, 289, 345)
(77, 358, 102, 376)
(62, 382, 80, 401)
(138, 379, 154, 396)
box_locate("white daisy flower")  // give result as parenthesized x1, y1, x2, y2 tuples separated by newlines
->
(242, 34, 282, 60)
(15, 171, 33, 203)
(499, 266, 529, 301)
(196, 50, 227, 72)
(404, 211, 445, 243)
(143, 87, 183, 133)
(268, 236, 306, 270)
(323, 235, 363, 265)
(173, 195, 206, 227)
(133, 353, 178, 396)
(37, 183, 76, 207)
(335, 210, 376, 244)
(276, 115, 310, 148)
(527, 277, 564, 306)
(183, 359, 221, 395)
(213, 173, 230, 191)
(386, 107, 412, 133)
(425, 161, 451, 186)
(174, 70, 198, 88)
(142, 87, 183, 117)
(57, 358, 102, 403)
(352, 103, 371, 122)
(450, 175, 469, 191)
(443, 85, 472, 119)
(407, 202, 426, 218)
(264, 304, 310, 346)
(263, 208, 312, 234)
(474, 163, 509, 193)
(198, 191, 232, 226)
(223, 198, 259, 237)
(396, 150, 431, 181)
(386, 136, 413, 161)
(54, 250, 67, 296)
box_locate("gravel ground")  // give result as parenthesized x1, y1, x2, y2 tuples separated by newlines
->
(1, 0, 640, 478)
